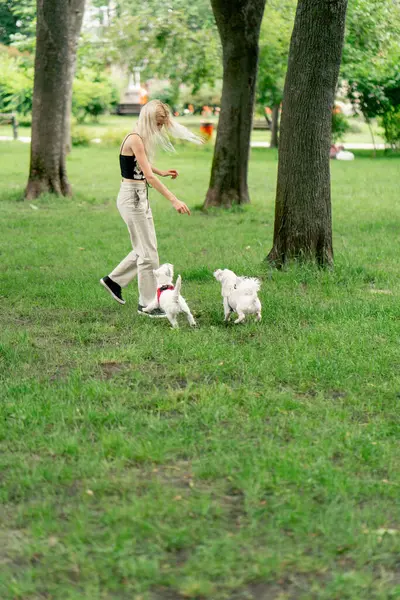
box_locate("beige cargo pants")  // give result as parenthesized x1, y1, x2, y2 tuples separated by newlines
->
(109, 181, 159, 306)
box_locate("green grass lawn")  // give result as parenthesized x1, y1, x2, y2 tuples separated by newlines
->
(1, 141, 400, 600)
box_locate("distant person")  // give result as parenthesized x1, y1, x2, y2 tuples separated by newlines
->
(330, 143, 354, 161)
(100, 100, 202, 317)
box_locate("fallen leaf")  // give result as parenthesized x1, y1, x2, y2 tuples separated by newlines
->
(173, 495, 182, 501)
(78, 247, 85, 251)
(29, 204, 39, 210)
(86, 489, 94, 496)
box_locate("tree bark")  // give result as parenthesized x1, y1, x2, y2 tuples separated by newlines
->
(25, 0, 85, 200)
(204, 0, 266, 208)
(270, 103, 280, 148)
(267, 0, 348, 267)
(65, 0, 86, 154)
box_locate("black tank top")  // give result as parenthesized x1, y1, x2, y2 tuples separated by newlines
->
(119, 133, 146, 181)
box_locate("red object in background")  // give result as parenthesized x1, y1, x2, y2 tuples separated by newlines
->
(200, 122, 214, 140)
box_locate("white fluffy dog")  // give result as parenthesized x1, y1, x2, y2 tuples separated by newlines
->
(213, 269, 262, 324)
(143, 263, 196, 328)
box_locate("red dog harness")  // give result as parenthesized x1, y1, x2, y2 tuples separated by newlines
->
(157, 285, 174, 303)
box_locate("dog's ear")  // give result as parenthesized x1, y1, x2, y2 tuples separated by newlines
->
(221, 275, 235, 298)
(213, 269, 223, 281)
(167, 263, 174, 279)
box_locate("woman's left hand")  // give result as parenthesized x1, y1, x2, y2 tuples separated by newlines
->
(162, 169, 179, 179)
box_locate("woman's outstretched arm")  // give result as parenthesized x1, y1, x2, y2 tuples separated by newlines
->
(131, 136, 190, 215)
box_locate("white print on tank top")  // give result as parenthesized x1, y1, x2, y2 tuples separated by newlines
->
(133, 160, 144, 180)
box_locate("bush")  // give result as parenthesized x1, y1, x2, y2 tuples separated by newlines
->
(71, 127, 92, 147)
(380, 109, 400, 149)
(72, 70, 119, 123)
(332, 107, 351, 142)
(101, 129, 124, 147)
(0, 47, 33, 114)
(180, 81, 222, 113)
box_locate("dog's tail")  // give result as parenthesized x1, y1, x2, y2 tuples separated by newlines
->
(173, 275, 182, 301)
(237, 277, 261, 295)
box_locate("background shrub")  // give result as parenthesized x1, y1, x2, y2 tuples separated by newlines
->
(332, 108, 351, 142)
(72, 70, 119, 123)
(380, 109, 400, 149)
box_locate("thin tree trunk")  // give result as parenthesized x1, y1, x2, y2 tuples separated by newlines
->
(25, 0, 84, 199)
(270, 103, 280, 148)
(366, 119, 377, 158)
(65, 0, 86, 154)
(204, 0, 266, 208)
(267, 0, 348, 267)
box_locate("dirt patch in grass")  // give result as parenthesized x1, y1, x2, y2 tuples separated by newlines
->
(147, 460, 194, 490)
(99, 360, 130, 379)
(151, 588, 182, 600)
(49, 364, 71, 381)
(232, 581, 291, 600)
(232, 574, 327, 600)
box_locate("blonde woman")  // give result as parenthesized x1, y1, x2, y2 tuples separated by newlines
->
(100, 100, 202, 317)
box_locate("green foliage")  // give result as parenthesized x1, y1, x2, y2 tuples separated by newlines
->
(71, 126, 92, 147)
(344, 0, 400, 126)
(1, 0, 36, 51)
(256, 0, 400, 131)
(380, 108, 400, 148)
(0, 0, 18, 44)
(342, 0, 400, 80)
(0, 45, 33, 114)
(81, 0, 222, 104)
(180, 81, 222, 112)
(348, 67, 400, 122)
(72, 70, 119, 123)
(257, 0, 295, 109)
(332, 109, 351, 143)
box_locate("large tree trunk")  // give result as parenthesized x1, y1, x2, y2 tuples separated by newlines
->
(269, 103, 280, 148)
(25, 0, 85, 200)
(267, 0, 348, 267)
(203, 0, 266, 208)
(65, 0, 86, 154)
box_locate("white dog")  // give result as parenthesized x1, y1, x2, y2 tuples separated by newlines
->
(213, 269, 262, 324)
(143, 263, 196, 329)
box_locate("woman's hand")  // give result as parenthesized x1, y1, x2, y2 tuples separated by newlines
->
(161, 169, 179, 179)
(172, 198, 191, 215)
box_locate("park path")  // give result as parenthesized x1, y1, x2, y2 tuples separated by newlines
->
(251, 141, 386, 150)
(0, 135, 386, 150)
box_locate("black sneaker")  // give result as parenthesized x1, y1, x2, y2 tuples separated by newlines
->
(100, 276, 125, 305)
(137, 304, 167, 318)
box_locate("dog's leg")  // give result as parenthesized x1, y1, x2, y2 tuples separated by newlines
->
(223, 298, 232, 322)
(142, 299, 158, 313)
(256, 311, 262, 322)
(179, 298, 196, 327)
(234, 311, 246, 324)
(169, 314, 179, 329)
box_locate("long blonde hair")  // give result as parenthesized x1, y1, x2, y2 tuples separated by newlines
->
(135, 99, 203, 159)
